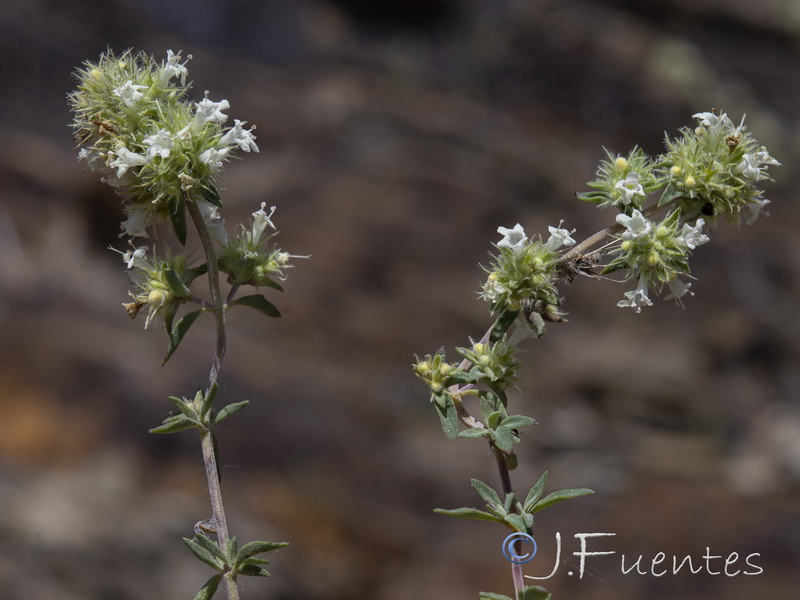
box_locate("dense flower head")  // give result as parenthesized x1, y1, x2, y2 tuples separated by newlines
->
(69, 49, 260, 239)
(578, 147, 660, 209)
(660, 111, 779, 223)
(480, 223, 572, 312)
(606, 209, 709, 311)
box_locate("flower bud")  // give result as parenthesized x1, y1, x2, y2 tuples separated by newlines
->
(431, 382, 443, 393)
(614, 156, 628, 171)
(670, 165, 682, 177)
(656, 225, 668, 237)
(647, 252, 660, 266)
(684, 175, 696, 188)
(148, 289, 165, 304)
(473, 343, 484, 354)
(416, 363, 431, 376)
(439, 363, 452, 376)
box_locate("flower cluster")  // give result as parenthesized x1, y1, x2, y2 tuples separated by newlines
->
(69, 49, 258, 238)
(579, 147, 661, 209)
(575, 109, 779, 312)
(604, 209, 709, 312)
(218, 203, 302, 287)
(118, 246, 197, 328)
(661, 111, 779, 224)
(480, 222, 575, 312)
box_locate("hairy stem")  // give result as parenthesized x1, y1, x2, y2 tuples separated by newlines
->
(187, 198, 239, 600)
(492, 444, 524, 596)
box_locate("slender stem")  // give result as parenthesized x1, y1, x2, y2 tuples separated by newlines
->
(492, 444, 524, 596)
(187, 198, 239, 600)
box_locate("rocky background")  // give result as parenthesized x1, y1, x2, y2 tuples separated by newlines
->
(1, 1, 799, 599)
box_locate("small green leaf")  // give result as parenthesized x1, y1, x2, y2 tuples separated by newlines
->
(237, 564, 271, 577)
(471, 479, 502, 509)
(169, 395, 199, 420)
(149, 414, 201, 434)
(518, 585, 552, 600)
(435, 396, 459, 440)
(183, 537, 225, 572)
(500, 415, 536, 430)
(236, 540, 289, 563)
(487, 410, 503, 429)
(194, 532, 229, 564)
(171, 195, 187, 245)
(490, 309, 519, 343)
(226, 536, 238, 563)
(532, 488, 595, 514)
(163, 302, 179, 334)
(505, 451, 518, 471)
(192, 574, 223, 600)
(458, 427, 489, 439)
(479, 593, 513, 600)
(228, 294, 280, 318)
(253, 276, 284, 292)
(212, 400, 249, 426)
(433, 507, 504, 524)
(504, 513, 528, 533)
(163, 309, 204, 365)
(503, 491, 515, 514)
(164, 266, 192, 298)
(491, 426, 515, 453)
(199, 383, 218, 419)
(523, 472, 549, 512)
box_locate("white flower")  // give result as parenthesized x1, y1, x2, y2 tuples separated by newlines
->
(121, 246, 149, 270)
(159, 49, 190, 86)
(543, 220, 576, 252)
(199, 146, 230, 173)
(197, 199, 228, 246)
(617, 275, 653, 313)
(497, 223, 527, 256)
(616, 209, 651, 239)
(143, 129, 174, 160)
(252, 203, 276, 244)
(665, 277, 694, 307)
(219, 119, 259, 152)
(745, 198, 771, 225)
(194, 93, 230, 127)
(692, 111, 734, 139)
(113, 80, 147, 108)
(614, 172, 645, 205)
(120, 203, 154, 238)
(679, 218, 710, 250)
(736, 148, 780, 181)
(108, 145, 147, 178)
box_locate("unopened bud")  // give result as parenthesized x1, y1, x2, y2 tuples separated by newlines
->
(614, 156, 629, 171)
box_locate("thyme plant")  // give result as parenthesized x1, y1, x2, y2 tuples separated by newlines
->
(412, 110, 779, 600)
(69, 49, 298, 600)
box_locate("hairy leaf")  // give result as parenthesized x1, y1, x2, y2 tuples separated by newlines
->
(531, 488, 595, 514)
(163, 309, 204, 365)
(228, 294, 280, 318)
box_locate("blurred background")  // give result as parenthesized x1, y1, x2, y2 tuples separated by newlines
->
(1, 0, 799, 598)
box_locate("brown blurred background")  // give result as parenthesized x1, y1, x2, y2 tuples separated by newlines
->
(1, 1, 799, 598)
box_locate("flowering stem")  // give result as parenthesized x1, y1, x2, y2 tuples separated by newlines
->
(187, 197, 239, 600)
